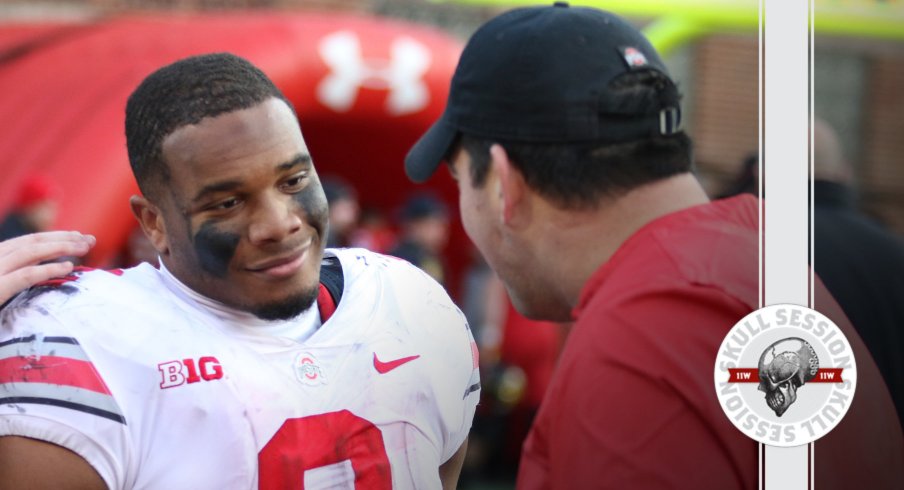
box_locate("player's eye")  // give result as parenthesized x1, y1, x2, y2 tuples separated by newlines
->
(210, 197, 241, 211)
(281, 174, 307, 192)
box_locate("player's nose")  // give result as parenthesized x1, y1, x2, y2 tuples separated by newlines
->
(248, 193, 303, 244)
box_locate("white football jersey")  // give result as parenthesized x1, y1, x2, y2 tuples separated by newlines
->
(0, 248, 480, 489)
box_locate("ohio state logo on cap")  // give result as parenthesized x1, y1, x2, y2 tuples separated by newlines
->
(621, 46, 649, 68)
(713, 304, 857, 447)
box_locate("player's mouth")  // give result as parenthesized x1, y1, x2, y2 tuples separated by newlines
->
(246, 239, 313, 279)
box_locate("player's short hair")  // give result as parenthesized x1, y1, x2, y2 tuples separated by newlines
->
(125, 52, 294, 200)
(453, 70, 693, 210)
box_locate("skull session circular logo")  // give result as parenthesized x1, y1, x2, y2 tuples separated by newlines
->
(713, 304, 857, 447)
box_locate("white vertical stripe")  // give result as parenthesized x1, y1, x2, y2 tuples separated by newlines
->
(764, 0, 809, 306)
(762, 0, 812, 488)
(758, 0, 765, 312)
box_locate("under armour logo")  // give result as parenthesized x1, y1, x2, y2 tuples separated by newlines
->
(317, 30, 431, 115)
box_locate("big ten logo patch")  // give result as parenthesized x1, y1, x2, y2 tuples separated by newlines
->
(158, 357, 224, 389)
(714, 304, 857, 447)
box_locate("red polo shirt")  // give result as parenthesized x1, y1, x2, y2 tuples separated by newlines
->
(517, 195, 902, 489)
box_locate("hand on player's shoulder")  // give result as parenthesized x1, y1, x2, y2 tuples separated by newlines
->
(0, 231, 95, 306)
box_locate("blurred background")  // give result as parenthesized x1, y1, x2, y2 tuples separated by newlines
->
(0, 0, 900, 488)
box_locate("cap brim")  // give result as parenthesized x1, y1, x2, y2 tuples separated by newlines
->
(405, 117, 457, 183)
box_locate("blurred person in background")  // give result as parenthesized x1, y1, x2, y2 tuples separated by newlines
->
(406, 3, 903, 488)
(321, 175, 360, 248)
(390, 191, 450, 285)
(349, 206, 397, 253)
(0, 173, 62, 241)
(716, 152, 758, 200)
(812, 117, 904, 427)
(718, 120, 904, 428)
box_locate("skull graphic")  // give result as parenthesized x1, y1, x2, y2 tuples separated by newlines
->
(757, 338, 819, 417)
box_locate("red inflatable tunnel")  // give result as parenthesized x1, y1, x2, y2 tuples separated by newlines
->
(0, 12, 473, 296)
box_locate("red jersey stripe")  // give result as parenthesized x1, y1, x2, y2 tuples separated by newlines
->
(0, 355, 112, 395)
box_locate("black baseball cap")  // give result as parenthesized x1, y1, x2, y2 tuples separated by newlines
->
(405, 2, 682, 183)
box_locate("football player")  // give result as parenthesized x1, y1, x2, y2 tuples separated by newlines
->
(0, 53, 478, 489)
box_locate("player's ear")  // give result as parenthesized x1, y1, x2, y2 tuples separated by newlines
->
(490, 143, 530, 228)
(130, 195, 169, 256)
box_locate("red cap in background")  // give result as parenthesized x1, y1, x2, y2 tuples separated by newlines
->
(15, 173, 62, 209)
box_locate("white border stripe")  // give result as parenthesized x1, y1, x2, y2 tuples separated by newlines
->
(0, 342, 90, 363)
(762, 0, 812, 488)
(0, 382, 123, 419)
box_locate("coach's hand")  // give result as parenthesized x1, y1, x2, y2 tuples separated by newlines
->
(0, 231, 95, 305)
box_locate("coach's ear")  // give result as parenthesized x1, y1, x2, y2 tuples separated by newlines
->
(490, 143, 530, 229)
(130, 195, 169, 256)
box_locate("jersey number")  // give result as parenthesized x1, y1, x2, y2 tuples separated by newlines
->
(258, 410, 392, 489)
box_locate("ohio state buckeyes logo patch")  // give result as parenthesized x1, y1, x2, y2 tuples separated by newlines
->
(295, 352, 327, 386)
(714, 304, 857, 447)
(620, 46, 649, 68)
